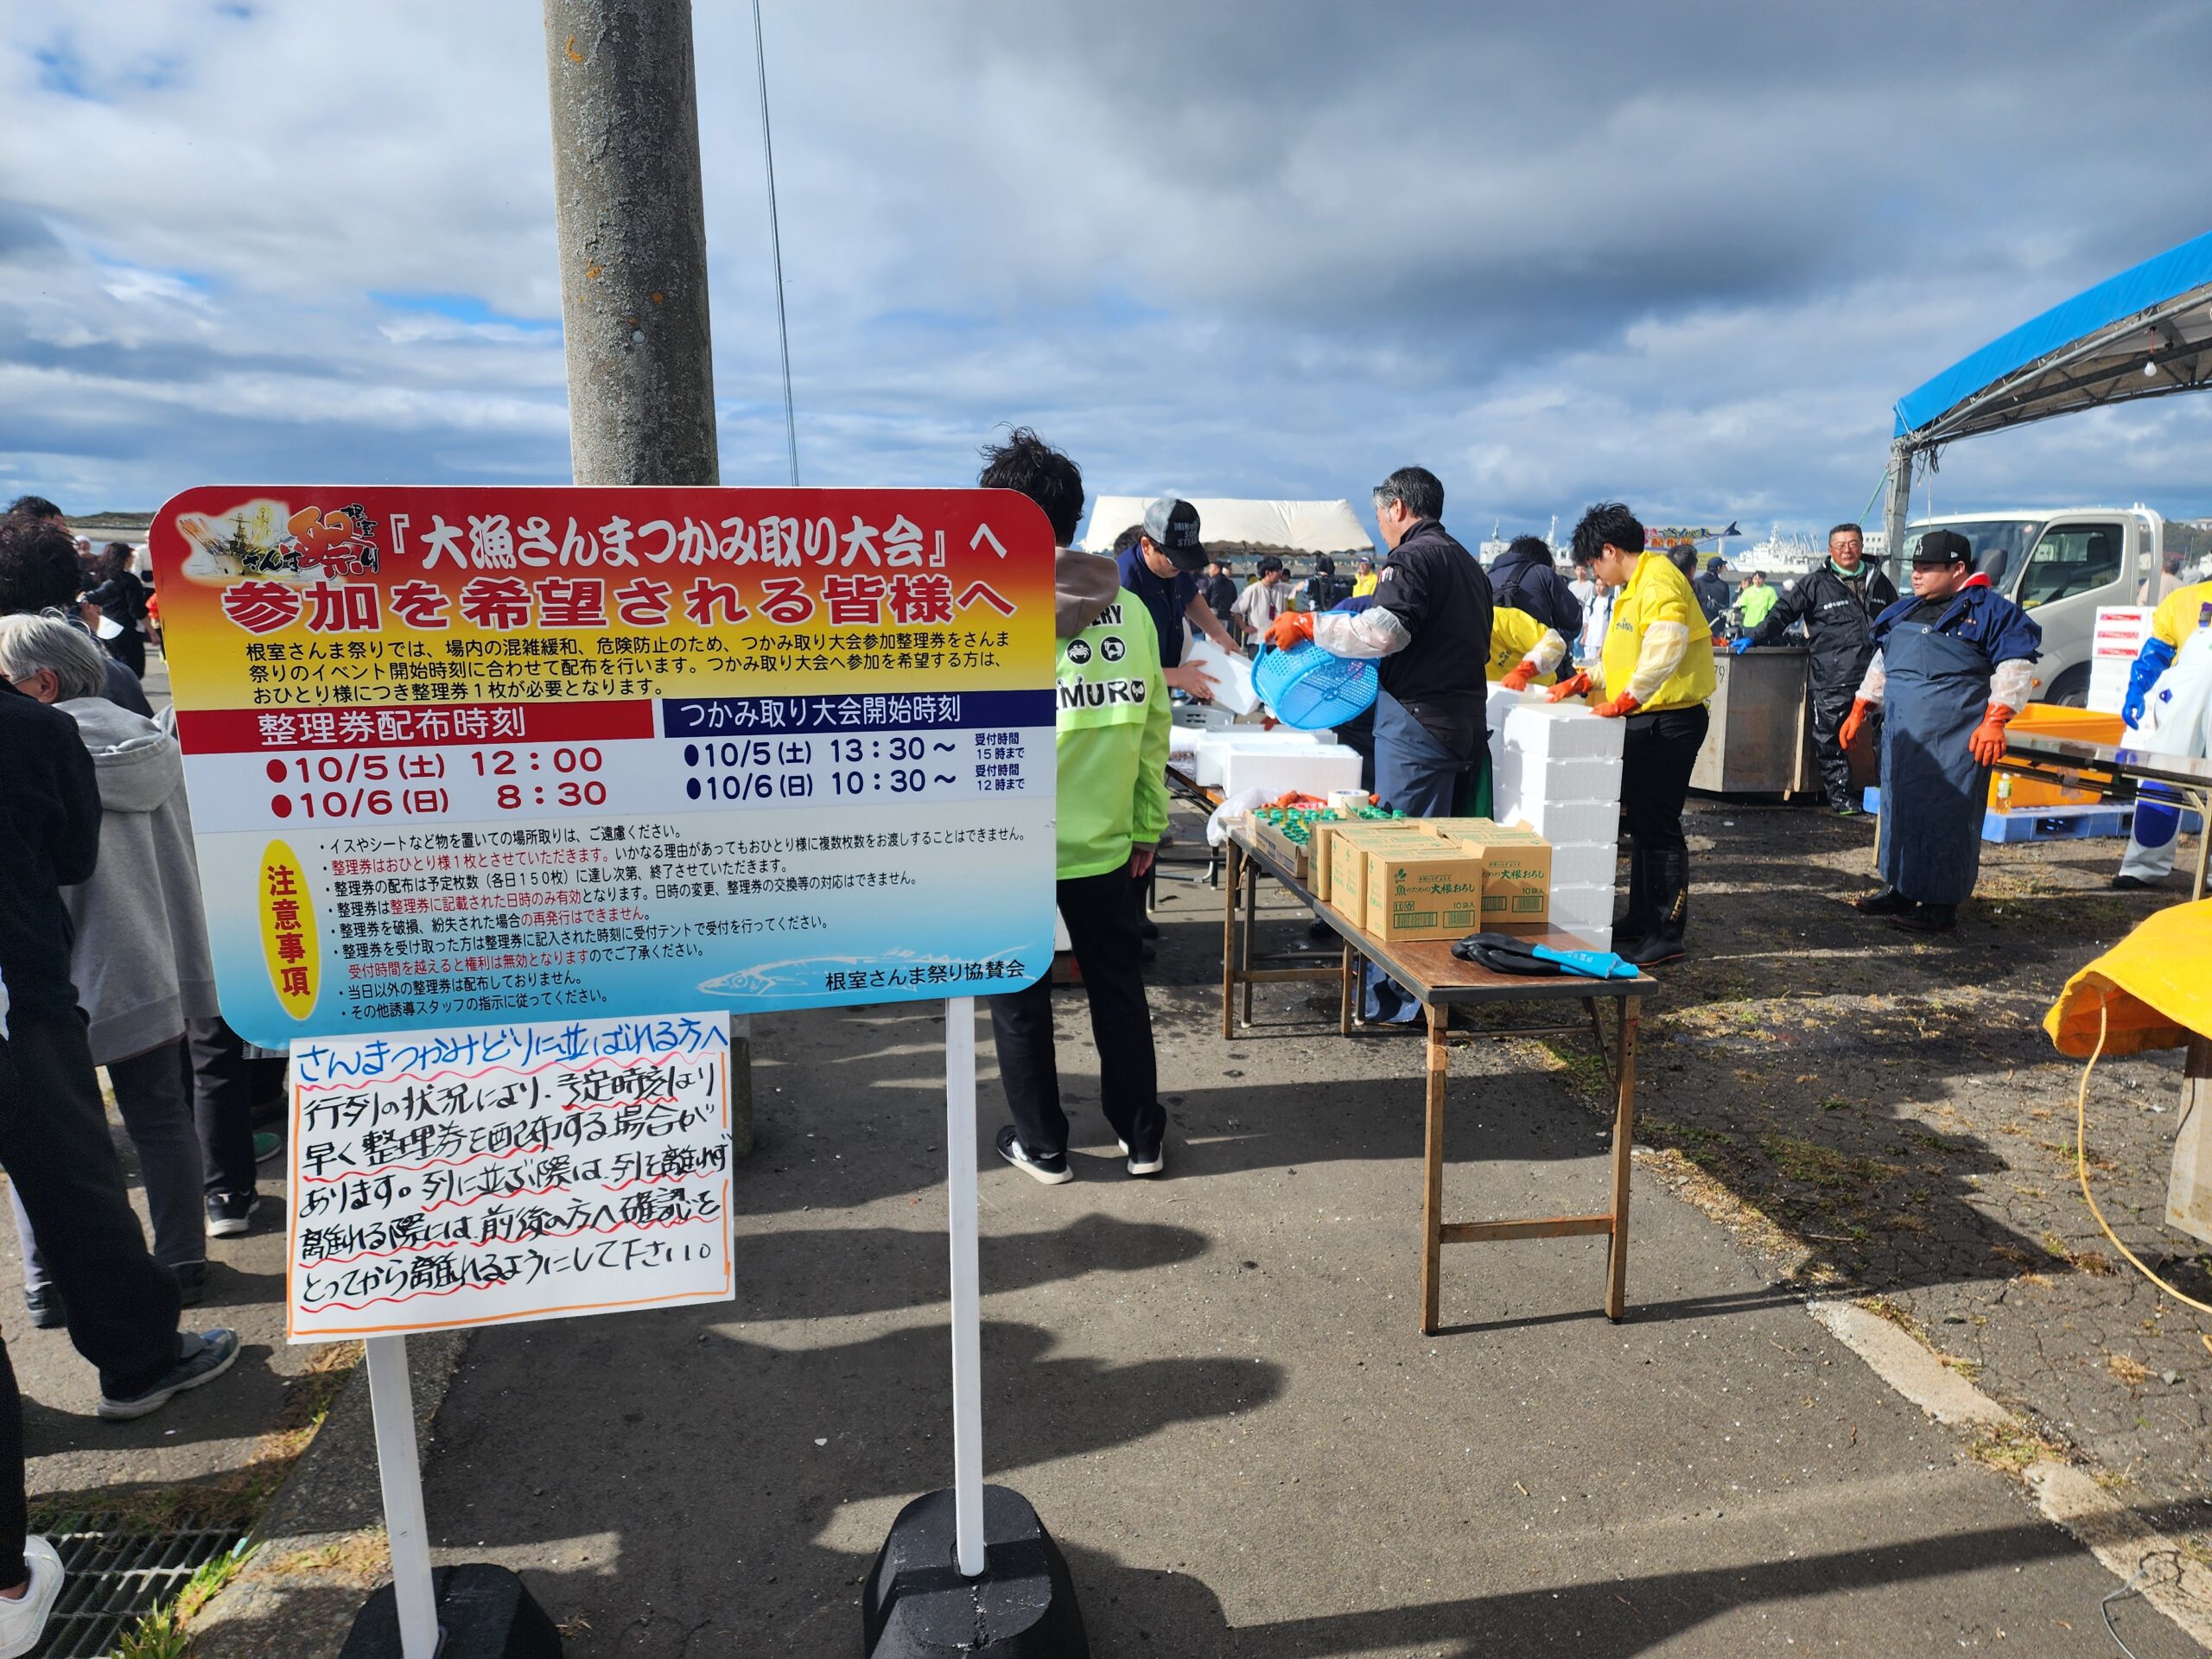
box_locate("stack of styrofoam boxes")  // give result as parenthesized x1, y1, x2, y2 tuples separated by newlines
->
(1487, 686, 1624, 950)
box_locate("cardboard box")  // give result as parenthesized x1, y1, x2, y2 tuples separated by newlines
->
(1313, 821, 1433, 905)
(1250, 817, 1312, 880)
(1361, 844, 1487, 941)
(1416, 819, 1554, 922)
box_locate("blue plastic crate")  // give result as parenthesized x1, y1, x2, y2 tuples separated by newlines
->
(1860, 786, 2198, 844)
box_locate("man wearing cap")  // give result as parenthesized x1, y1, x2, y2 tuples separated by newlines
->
(1351, 556, 1378, 599)
(1692, 556, 1733, 630)
(1267, 465, 1491, 1021)
(1840, 528, 2041, 932)
(1116, 496, 1243, 700)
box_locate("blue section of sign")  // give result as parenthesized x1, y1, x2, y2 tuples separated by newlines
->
(660, 689, 1053, 736)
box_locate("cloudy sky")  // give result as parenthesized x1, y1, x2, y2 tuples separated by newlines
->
(8, 1, 2212, 543)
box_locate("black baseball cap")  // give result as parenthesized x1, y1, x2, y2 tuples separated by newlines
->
(1142, 496, 1207, 571)
(1913, 529, 1973, 567)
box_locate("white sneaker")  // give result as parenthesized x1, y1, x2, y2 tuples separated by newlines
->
(0, 1537, 63, 1659)
(1116, 1137, 1166, 1178)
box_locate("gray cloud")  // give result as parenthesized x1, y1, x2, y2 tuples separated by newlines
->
(7, 0, 2212, 534)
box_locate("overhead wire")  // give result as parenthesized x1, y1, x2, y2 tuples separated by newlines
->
(749, 0, 800, 486)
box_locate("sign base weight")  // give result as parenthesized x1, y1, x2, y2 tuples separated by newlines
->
(861, 1485, 1087, 1658)
(340, 1564, 562, 1659)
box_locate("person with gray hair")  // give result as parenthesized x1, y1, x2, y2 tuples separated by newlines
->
(0, 611, 220, 1315)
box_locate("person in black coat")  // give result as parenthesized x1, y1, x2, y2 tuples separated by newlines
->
(1732, 523, 1900, 814)
(80, 543, 149, 679)
(1487, 534, 1582, 641)
(0, 517, 150, 716)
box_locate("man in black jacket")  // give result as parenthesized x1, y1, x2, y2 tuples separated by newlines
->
(1266, 466, 1491, 1022)
(1489, 534, 1582, 640)
(1732, 523, 1899, 815)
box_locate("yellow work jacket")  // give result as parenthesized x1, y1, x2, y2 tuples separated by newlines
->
(2151, 580, 2212, 650)
(1602, 552, 1716, 712)
(1485, 606, 1558, 685)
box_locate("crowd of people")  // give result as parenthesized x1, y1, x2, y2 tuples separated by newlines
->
(0, 495, 283, 1650)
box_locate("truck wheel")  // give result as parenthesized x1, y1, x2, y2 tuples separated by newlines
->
(2045, 664, 2093, 709)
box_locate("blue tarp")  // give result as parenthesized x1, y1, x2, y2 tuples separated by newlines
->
(1893, 227, 2212, 438)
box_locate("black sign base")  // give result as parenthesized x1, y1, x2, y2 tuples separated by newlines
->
(340, 1563, 563, 1659)
(861, 1484, 1088, 1658)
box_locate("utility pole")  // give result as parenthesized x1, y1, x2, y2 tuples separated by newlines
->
(543, 0, 752, 1153)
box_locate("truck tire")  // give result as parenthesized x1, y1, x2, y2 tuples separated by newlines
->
(2045, 663, 2093, 709)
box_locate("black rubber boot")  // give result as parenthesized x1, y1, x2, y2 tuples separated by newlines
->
(1615, 845, 1655, 942)
(1623, 851, 1688, 966)
(1853, 886, 1914, 917)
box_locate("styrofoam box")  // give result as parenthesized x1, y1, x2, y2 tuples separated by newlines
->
(1544, 884, 1617, 952)
(1192, 728, 1340, 788)
(1494, 756, 1624, 829)
(1548, 842, 1622, 890)
(1500, 698, 1627, 765)
(1218, 743, 1365, 799)
(1513, 798, 1619, 848)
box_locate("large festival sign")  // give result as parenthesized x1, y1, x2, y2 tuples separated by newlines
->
(149, 486, 1060, 1048)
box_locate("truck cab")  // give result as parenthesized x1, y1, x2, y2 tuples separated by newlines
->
(1897, 507, 2165, 705)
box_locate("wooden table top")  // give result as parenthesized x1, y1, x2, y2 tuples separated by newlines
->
(1230, 826, 1653, 1006)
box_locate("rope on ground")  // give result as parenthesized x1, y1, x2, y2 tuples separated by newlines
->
(2073, 1003, 2212, 1351)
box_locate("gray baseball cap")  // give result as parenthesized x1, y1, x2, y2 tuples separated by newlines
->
(1142, 497, 1207, 571)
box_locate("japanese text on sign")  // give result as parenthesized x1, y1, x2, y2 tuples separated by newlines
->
(286, 1014, 734, 1342)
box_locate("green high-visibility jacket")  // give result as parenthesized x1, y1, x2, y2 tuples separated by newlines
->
(1052, 590, 1169, 880)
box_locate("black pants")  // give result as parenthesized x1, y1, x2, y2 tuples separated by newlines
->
(0, 1016, 181, 1399)
(1622, 704, 1710, 856)
(186, 1016, 279, 1201)
(1808, 682, 1874, 811)
(989, 867, 1163, 1161)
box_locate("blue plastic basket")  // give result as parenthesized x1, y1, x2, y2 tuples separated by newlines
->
(1249, 640, 1379, 729)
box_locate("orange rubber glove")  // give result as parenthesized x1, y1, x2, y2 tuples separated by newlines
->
(1545, 670, 1592, 703)
(1838, 697, 1875, 750)
(1968, 702, 2015, 766)
(1265, 611, 1313, 652)
(1591, 692, 1640, 719)
(1498, 660, 1540, 693)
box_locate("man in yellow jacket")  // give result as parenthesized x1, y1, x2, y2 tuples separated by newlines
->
(2113, 575, 2212, 890)
(977, 429, 1170, 1184)
(1548, 502, 1715, 966)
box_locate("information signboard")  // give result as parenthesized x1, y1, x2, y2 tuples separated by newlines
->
(149, 487, 1058, 1046)
(286, 1013, 734, 1341)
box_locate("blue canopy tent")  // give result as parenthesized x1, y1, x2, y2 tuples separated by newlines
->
(1882, 227, 2212, 558)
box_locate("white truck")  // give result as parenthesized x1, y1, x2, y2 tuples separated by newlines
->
(1897, 506, 2188, 706)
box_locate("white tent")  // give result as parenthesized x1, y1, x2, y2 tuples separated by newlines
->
(1078, 497, 1374, 556)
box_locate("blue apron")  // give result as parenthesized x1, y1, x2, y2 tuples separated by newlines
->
(1876, 620, 1991, 906)
(1364, 691, 1479, 1020)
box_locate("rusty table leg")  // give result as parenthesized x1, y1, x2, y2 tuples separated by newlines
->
(1239, 850, 1259, 1027)
(1339, 940, 1356, 1037)
(1605, 995, 1641, 1322)
(1421, 1000, 1449, 1335)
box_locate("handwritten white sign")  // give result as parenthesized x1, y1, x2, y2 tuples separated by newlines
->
(285, 1013, 735, 1341)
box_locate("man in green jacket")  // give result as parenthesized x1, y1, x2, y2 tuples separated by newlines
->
(979, 429, 1170, 1182)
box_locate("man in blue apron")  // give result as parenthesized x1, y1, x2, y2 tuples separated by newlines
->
(1268, 465, 1491, 1020)
(1838, 529, 2041, 933)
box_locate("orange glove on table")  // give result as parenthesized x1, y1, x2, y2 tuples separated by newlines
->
(1591, 692, 1641, 719)
(1838, 697, 1875, 750)
(1968, 702, 2015, 767)
(1498, 660, 1541, 693)
(1545, 671, 1592, 703)
(1265, 612, 1313, 652)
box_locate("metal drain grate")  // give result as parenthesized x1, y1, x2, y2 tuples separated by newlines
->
(26, 1514, 245, 1659)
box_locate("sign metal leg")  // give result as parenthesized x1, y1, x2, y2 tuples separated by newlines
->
(364, 1333, 441, 1659)
(944, 995, 986, 1578)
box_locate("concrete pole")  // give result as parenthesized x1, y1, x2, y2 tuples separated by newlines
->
(543, 0, 720, 486)
(543, 0, 753, 1154)
(1882, 436, 1914, 568)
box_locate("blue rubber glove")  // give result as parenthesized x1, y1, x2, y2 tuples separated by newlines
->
(1730, 635, 1756, 655)
(2123, 637, 2177, 729)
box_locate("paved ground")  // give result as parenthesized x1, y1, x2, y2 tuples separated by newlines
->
(184, 807, 2205, 1656)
